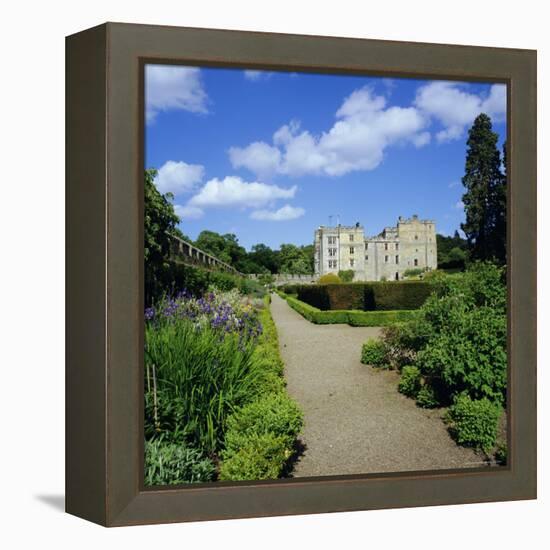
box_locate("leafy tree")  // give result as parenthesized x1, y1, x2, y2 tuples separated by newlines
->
(249, 244, 279, 274)
(278, 244, 312, 274)
(461, 114, 506, 264)
(144, 169, 179, 304)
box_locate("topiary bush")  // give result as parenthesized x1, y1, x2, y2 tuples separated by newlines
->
(398, 366, 422, 397)
(361, 339, 387, 368)
(224, 393, 303, 451)
(318, 273, 341, 284)
(144, 440, 216, 486)
(219, 433, 290, 481)
(445, 394, 502, 453)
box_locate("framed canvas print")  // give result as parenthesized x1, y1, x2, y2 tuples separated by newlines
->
(66, 22, 537, 526)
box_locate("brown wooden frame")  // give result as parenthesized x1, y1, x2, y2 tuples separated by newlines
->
(66, 22, 537, 527)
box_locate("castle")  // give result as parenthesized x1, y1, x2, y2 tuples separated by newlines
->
(314, 215, 437, 281)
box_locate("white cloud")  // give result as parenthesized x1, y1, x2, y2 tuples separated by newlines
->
(448, 180, 461, 188)
(414, 82, 506, 143)
(244, 70, 272, 81)
(455, 200, 465, 210)
(250, 204, 305, 221)
(229, 86, 430, 178)
(228, 142, 281, 178)
(188, 176, 296, 209)
(146, 65, 208, 123)
(174, 204, 204, 220)
(154, 160, 205, 195)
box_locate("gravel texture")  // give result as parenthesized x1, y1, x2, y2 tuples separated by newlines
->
(270, 293, 484, 477)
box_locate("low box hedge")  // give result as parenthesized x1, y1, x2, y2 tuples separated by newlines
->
(283, 295, 416, 327)
(295, 281, 433, 312)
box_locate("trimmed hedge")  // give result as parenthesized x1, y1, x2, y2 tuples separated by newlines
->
(295, 281, 433, 312)
(282, 294, 416, 327)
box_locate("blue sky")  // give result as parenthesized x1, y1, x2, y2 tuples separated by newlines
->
(145, 65, 506, 250)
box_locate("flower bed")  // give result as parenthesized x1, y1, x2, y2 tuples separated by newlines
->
(144, 289, 302, 485)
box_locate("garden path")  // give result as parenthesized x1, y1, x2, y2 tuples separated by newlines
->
(269, 293, 483, 477)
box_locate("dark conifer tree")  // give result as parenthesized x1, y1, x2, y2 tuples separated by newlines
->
(461, 114, 506, 264)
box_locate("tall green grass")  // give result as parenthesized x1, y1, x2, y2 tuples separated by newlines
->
(145, 319, 264, 453)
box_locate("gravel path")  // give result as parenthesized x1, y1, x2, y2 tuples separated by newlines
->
(270, 293, 484, 477)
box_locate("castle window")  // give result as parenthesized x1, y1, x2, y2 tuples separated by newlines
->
(384, 243, 388, 250)
(395, 255, 399, 264)
(349, 234, 354, 242)
(328, 260, 337, 269)
(414, 258, 418, 266)
(328, 236, 336, 245)
(395, 243, 399, 250)
(385, 255, 389, 263)
(365, 255, 369, 261)
(350, 259, 355, 267)
(415, 235, 418, 240)
(365, 243, 368, 250)
(350, 246, 355, 254)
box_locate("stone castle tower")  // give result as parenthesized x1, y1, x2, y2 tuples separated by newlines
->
(314, 215, 437, 281)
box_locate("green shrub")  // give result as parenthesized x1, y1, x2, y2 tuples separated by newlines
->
(219, 433, 290, 481)
(416, 305, 507, 405)
(495, 441, 507, 465)
(361, 339, 387, 367)
(325, 283, 365, 310)
(284, 295, 417, 327)
(445, 395, 502, 453)
(224, 393, 303, 451)
(376, 262, 507, 408)
(398, 366, 422, 397)
(347, 310, 418, 326)
(415, 384, 440, 408)
(318, 273, 341, 284)
(295, 281, 433, 312)
(338, 269, 355, 282)
(371, 281, 433, 310)
(404, 268, 425, 278)
(144, 440, 216, 486)
(297, 285, 331, 310)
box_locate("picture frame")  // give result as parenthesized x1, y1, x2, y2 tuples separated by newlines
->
(66, 22, 537, 527)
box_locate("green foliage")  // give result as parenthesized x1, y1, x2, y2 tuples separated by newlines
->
(445, 395, 502, 453)
(144, 169, 181, 304)
(370, 281, 433, 310)
(278, 243, 314, 275)
(437, 231, 469, 270)
(360, 339, 387, 368)
(219, 433, 290, 481)
(295, 281, 433, 312)
(224, 393, 303, 451)
(380, 262, 507, 410)
(145, 318, 263, 452)
(415, 384, 440, 408)
(403, 268, 425, 278)
(144, 440, 216, 486)
(338, 269, 355, 282)
(318, 273, 342, 284)
(461, 114, 506, 264)
(282, 294, 416, 326)
(398, 366, 422, 398)
(495, 441, 507, 465)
